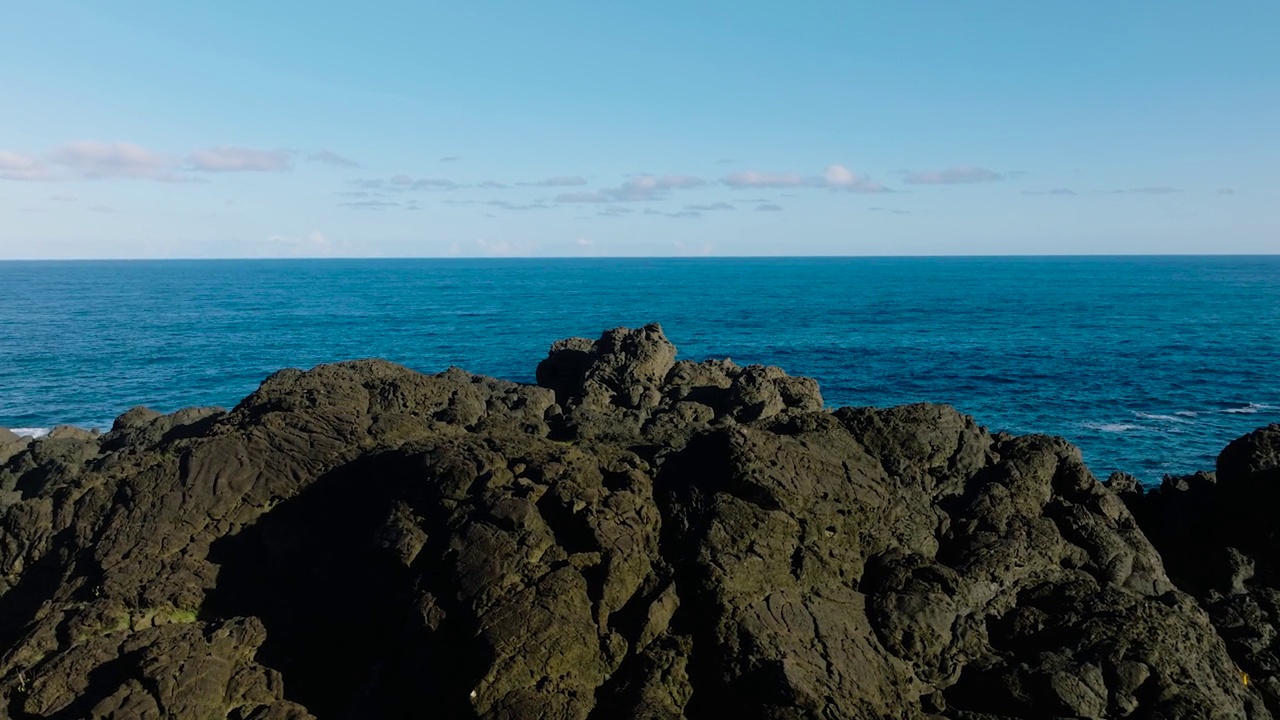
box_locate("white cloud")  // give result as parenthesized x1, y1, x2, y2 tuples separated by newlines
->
(722, 170, 809, 188)
(446, 198, 550, 211)
(823, 164, 888, 192)
(553, 174, 707, 203)
(824, 164, 857, 186)
(721, 165, 890, 190)
(723, 166, 886, 192)
(382, 174, 458, 190)
(648, 174, 704, 190)
(575, 237, 593, 246)
(308, 150, 360, 168)
(614, 174, 705, 200)
(903, 166, 1003, 185)
(755, 203, 784, 212)
(609, 176, 665, 200)
(644, 208, 703, 219)
(187, 146, 291, 172)
(0, 150, 51, 181)
(484, 199, 549, 211)
(49, 141, 184, 181)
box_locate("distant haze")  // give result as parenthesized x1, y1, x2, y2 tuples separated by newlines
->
(0, 2, 1277, 258)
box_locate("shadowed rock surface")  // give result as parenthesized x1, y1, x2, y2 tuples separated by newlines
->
(0, 324, 1271, 719)
(1116, 424, 1280, 717)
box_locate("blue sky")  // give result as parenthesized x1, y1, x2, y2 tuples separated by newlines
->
(1, 1, 1276, 258)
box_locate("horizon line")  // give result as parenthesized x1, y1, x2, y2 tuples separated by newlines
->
(2, 252, 1279, 263)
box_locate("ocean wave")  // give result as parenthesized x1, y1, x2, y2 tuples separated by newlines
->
(1134, 412, 1192, 423)
(1221, 403, 1275, 415)
(1084, 422, 1142, 433)
(1174, 410, 1199, 417)
(7, 427, 50, 438)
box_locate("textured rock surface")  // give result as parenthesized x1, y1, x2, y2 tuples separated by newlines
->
(0, 324, 1271, 719)
(1122, 424, 1280, 717)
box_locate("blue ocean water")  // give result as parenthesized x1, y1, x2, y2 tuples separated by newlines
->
(1, 257, 1277, 483)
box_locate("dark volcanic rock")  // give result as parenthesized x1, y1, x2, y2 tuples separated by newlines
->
(1122, 424, 1280, 715)
(0, 428, 22, 454)
(0, 325, 1271, 719)
(0, 430, 27, 507)
(1104, 471, 1143, 500)
(537, 323, 822, 444)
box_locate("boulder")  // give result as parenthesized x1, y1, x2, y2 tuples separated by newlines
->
(539, 324, 823, 444)
(0, 427, 28, 466)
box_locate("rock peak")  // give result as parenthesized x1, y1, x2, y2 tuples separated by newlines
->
(537, 323, 676, 410)
(536, 324, 823, 442)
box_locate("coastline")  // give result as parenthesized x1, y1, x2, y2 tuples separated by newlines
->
(7, 397, 1278, 485)
(5, 427, 51, 439)
(5, 255, 1278, 486)
(2, 324, 1278, 717)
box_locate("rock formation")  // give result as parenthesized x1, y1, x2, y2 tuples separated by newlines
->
(0, 323, 1272, 719)
(1112, 425, 1280, 718)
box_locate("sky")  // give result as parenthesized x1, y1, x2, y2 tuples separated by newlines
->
(1, 1, 1277, 258)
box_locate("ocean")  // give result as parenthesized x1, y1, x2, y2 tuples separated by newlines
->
(1, 256, 1277, 484)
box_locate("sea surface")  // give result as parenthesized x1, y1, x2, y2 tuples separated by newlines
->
(1, 256, 1277, 484)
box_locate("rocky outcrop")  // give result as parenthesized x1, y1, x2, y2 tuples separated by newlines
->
(1120, 424, 1280, 716)
(537, 324, 822, 444)
(0, 323, 1271, 719)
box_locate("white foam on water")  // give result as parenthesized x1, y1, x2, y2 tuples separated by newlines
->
(1134, 412, 1190, 423)
(1084, 422, 1141, 433)
(1174, 410, 1199, 417)
(1221, 403, 1273, 415)
(8, 427, 50, 438)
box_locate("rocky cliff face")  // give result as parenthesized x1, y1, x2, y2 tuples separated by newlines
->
(1109, 425, 1280, 719)
(0, 324, 1273, 719)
